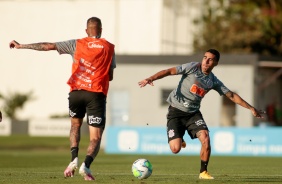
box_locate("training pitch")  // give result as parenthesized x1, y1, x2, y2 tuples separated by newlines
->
(0, 135, 281, 184)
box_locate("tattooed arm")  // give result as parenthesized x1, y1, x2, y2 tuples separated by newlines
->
(9, 40, 57, 51)
(138, 67, 177, 87)
(225, 91, 265, 118)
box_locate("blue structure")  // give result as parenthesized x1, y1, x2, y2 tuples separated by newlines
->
(106, 126, 282, 156)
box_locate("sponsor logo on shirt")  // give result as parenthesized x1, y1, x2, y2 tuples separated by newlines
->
(190, 84, 207, 97)
(88, 42, 104, 48)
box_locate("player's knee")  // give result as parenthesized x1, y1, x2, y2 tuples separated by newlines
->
(169, 138, 182, 154)
(201, 138, 211, 151)
(170, 145, 181, 154)
(171, 149, 180, 154)
(89, 135, 102, 145)
(198, 132, 211, 150)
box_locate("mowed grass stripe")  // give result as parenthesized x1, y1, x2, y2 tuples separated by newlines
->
(0, 136, 282, 184)
(1, 170, 282, 177)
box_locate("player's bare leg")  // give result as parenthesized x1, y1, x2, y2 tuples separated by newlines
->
(169, 138, 182, 154)
(64, 117, 82, 178)
(197, 130, 214, 179)
(87, 126, 103, 158)
(79, 126, 103, 180)
(197, 130, 211, 161)
(69, 117, 82, 149)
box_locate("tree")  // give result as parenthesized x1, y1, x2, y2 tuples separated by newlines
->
(193, 0, 282, 55)
(0, 91, 34, 120)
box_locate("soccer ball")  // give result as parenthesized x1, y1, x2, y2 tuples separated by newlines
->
(132, 158, 153, 179)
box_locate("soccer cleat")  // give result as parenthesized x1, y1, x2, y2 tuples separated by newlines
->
(79, 162, 95, 180)
(64, 157, 78, 178)
(199, 171, 214, 179)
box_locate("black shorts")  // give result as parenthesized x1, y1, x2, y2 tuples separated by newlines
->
(68, 90, 106, 128)
(166, 106, 209, 142)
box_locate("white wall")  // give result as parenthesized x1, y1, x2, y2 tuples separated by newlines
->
(108, 64, 182, 127)
(203, 65, 254, 127)
(109, 63, 255, 127)
(0, 0, 255, 127)
(117, 0, 162, 54)
(0, 0, 164, 119)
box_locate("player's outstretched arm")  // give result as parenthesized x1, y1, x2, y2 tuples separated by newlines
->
(9, 40, 57, 51)
(138, 67, 177, 88)
(225, 91, 265, 118)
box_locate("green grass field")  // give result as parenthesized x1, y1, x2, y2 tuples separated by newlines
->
(0, 135, 281, 184)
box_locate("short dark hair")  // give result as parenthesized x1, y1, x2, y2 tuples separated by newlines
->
(87, 17, 102, 28)
(206, 49, 220, 61)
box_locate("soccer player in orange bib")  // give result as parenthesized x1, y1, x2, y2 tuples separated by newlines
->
(10, 17, 116, 181)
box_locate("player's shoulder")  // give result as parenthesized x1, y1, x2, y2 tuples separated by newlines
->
(181, 61, 200, 68)
(184, 61, 200, 71)
(176, 62, 200, 74)
(99, 38, 114, 46)
(188, 61, 200, 66)
(56, 39, 76, 44)
(192, 62, 201, 68)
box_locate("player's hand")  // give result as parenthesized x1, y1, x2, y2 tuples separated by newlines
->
(9, 40, 20, 49)
(138, 78, 154, 88)
(251, 108, 266, 118)
(0, 111, 2, 122)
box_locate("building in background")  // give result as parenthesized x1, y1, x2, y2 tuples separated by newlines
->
(110, 54, 282, 127)
(0, 0, 281, 130)
(0, 0, 201, 120)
